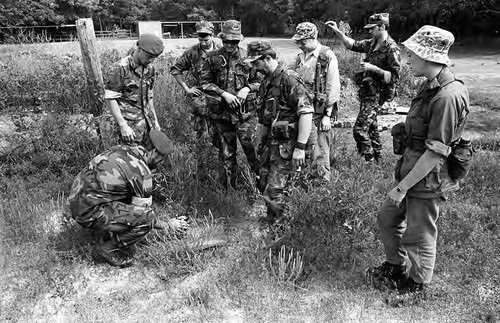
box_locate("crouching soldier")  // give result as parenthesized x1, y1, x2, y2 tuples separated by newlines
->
(244, 41, 313, 226)
(67, 130, 189, 268)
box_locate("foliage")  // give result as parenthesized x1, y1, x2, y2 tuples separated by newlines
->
(1, 0, 499, 39)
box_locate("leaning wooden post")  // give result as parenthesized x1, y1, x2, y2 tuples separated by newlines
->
(76, 18, 105, 117)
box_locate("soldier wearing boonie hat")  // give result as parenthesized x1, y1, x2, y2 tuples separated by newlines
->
(291, 22, 341, 184)
(199, 20, 262, 189)
(67, 130, 191, 268)
(101, 33, 164, 149)
(326, 13, 401, 163)
(170, 20, 223, 166)
(367, 25, 469, 302)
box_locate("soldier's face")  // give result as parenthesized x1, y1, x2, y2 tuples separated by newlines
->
(223, 40, 240, 54)
(146, 150, 166, 170)
(406, 50, 426, 77)
(197, 33, 213, 50)
(294, 38, 315, 52)
(250, 57, 267, 74)
(368, 25, 383, 38)
(137, 49, 158, 66)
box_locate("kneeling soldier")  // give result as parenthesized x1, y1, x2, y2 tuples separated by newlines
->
(67, 130, 189, 267)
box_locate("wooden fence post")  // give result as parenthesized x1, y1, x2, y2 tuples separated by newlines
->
(76, 18, 105, 117)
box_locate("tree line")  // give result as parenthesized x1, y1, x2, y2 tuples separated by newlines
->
(0, 0, 499, 40)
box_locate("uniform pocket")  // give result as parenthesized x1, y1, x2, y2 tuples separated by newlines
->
(278, 141, 294, 160)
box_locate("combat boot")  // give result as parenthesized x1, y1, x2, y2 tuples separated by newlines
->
(366, 261, 408, 291)
(92, 240, 134, 268)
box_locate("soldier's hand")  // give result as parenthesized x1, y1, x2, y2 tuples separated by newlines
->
(388, 186, 406, 207)
(221, 91, 241, 109)
(360, 62, 378, 73)
(292, 148, 306, 168)
(120, 124, 136, 143)
(186, 87, 203, 96)
(320, 115, 331, 132)
(325, 21, 340, 33)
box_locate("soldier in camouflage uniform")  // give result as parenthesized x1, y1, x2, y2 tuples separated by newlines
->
(327, 14, 401, 162)
(67, 130, 189, 267)
(291, 22, 341, 183)
(200, 20, 261, 188)
(100, 34, 164, 149)
(170, 21, 223, 141)
(244, 41, 313, 224)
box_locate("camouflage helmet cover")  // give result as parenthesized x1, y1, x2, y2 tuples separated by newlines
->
(364, 13, 390, 29)
(292, 22, 318, 40)
(243, 41, 276, 63)
(402, 25, 454, 66)
(195, 20, 215, 34)
(218, 20, 243, 41)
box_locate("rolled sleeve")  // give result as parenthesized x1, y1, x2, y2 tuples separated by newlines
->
(170, 51, 191, 76)
(385, 46, 401, 84)
(325, 50, 341, 110)
(425, 93, 460, 156)
(350, 39, 371, 54)
(105, 66, 124, 98)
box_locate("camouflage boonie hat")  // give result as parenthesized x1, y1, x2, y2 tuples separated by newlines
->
(149, 130, 174, 155)
(364, 13, 390, 29)
(195, 21, 214, 34)
(292, 22, 318, 41)
(137, 34, 164, 56)
(218, 20, 243, 41)
(243, 41, 276, 63)
(402, 25, 454, 66)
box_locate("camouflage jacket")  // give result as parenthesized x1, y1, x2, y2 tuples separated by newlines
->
(104, 55, 159, 129)
(258, 63, 314, 142)
(68, 145, 153, 220)
(200, 47, 262, 120)
(170, 39, 223, 86)
(351, 36, 401, 102)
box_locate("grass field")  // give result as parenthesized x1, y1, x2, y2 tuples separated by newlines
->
(1, 38, 500, 323)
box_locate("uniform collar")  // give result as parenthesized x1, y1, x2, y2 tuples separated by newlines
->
(128, 55, 151, 75)
(426, 67, 454, 90)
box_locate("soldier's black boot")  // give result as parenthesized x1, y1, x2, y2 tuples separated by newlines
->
(366, 261, 408, 291)
(92, 240, 134, 268)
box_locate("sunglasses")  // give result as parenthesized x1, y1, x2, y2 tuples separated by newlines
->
(223, 40, 240, 45)
(294, 38, 310, 46)
(197, 33, 212, 39)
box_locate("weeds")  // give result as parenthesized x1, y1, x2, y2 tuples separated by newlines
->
(268, 245, 304, 286)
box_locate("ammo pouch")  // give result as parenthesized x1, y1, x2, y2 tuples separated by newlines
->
(191, 93, 210, 116)
(271, 120, 297, 141)
(314, 92, 327, 115)
(448, 138, 474, 181)
(243, 92, 258, 113)
(260, 98, 278, 125)
(380, 83, 397, 104)
(205, 93, 223, 114)
(391, 122, 407, 155)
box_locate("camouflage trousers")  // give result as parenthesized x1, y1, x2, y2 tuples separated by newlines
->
(99, 114, 151, 150)
(263, 142, 304, 223)
(214, 116, 260, 188)
(353, 101, 382, 161)
(309, 115, 332, 182)
(73, 201, 155, 248)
